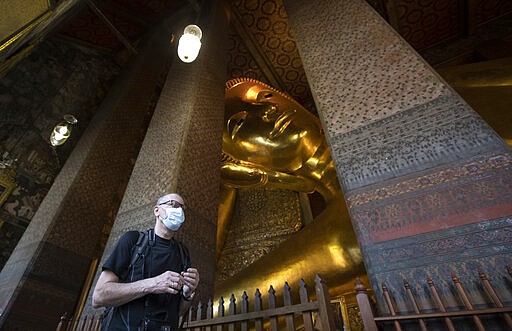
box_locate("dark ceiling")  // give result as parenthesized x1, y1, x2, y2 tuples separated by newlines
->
(52, 0, 512, 140)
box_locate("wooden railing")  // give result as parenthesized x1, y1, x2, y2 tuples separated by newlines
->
(57, 274, 336, 331)
(56, 311, 103, 331)
(355, 267, 512, 331)
(181, 274, 335, 331)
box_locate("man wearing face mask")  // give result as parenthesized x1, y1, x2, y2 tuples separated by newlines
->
(92, 193, 200, 331)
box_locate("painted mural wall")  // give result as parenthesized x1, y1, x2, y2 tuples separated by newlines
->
(0, 37, 120, 269)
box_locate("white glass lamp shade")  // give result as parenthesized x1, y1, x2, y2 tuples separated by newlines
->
(50, 114, 77, 146)
(177, 25, 202, 63)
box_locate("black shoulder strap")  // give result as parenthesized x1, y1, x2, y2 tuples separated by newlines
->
(128, 230, 150, 271)
(125, 230, 189, 280)
(148, 228, 155, 247)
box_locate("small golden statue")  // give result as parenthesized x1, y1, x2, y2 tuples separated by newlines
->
(217, 78, 367, 299)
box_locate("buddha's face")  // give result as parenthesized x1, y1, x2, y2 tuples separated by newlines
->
(223, 80, 323, 172)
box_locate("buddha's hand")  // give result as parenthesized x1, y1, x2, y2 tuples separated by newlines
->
(221, 163, 268, 187)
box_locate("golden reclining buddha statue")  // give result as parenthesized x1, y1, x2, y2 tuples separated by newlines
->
(216, 78, 367, 300)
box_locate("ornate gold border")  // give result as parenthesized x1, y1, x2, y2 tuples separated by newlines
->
(0, 0, 52, 52)
(74, 258, 99, 319)
(347, 152, 512, 207)
(0, 11, 51, 52)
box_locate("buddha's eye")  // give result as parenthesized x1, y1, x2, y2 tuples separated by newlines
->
(257, 91, 274, 102)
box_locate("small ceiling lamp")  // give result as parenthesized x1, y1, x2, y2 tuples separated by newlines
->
(49, 114, 78, 147)
(177, 24, 202, 63)
(0, 151, 16, 169)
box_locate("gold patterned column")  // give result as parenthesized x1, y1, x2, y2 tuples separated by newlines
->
(88, 0, 230, 309)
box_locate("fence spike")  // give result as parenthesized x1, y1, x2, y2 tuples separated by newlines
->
(216, 298, 224, 331)
(382, 283, 403, 331)
(268, 285, 276, 307)
(478, 270, 512, 327)
(241, 293, 248, 312)
(299, 279, 309, 304)
(427, 278, 456, 331)
(206, 299, 213, 319)
(354, 278, 378, 331)
(403, 279, 427, 331)
(254, 288, 262, 306)
(283, 282, 295, 330)
(56, 312, 69, 331)
(241, 291, 249, 331)
(268, 285, 278, 331)
(229, 294, 236, 314)
(298, 279, 313, 330)
(452, 273, 486, 331)
(228, 294, 236, 331)
(314, 274, 336, 331)
(218, 296, 225, 318)
(254, 289, 263, 331)
(284, 282, 292, 305)
(196, 302, 203, 321)
(188, 305, 194, 323)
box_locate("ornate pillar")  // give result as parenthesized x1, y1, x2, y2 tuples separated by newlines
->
(0, 27, 172, 330)
(88, 0, 229, 309)
(284, 0, 512, 312)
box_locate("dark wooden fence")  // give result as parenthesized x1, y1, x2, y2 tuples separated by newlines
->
(355, 267, 512, 331)
(181, 275, 335, 331)
(57, 274, 336, 331)
(56, 311, 103, 331)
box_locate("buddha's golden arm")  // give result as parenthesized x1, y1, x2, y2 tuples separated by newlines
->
(220, 162, 317, 193)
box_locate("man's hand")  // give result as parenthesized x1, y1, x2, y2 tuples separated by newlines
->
(181, 268, 199, 297)
(151, 271, 184, 294)
(92, 269, 196, 308)
(93, 270, 187, 308)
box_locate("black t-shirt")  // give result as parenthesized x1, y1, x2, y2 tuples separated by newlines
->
(102, 230, 188, 330)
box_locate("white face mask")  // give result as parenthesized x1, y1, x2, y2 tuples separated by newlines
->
(161, 207, 185, 231)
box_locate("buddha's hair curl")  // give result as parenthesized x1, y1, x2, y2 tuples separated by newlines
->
(225, 77, 297, 105)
